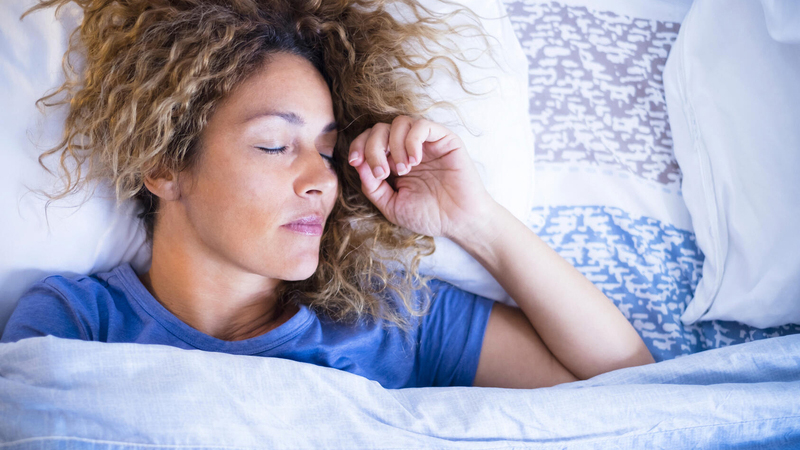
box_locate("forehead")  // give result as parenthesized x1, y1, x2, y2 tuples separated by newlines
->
(217, 52, 335, 126)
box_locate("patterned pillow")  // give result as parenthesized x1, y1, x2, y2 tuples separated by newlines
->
(500, 0, 800, 360)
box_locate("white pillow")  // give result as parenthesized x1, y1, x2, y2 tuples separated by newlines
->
(664, 0, 800, 328)
(0, 1, 151, 336)
(403, 0, 535, 305)
(760, 0, 800, 43)
(0, 0, 533, 335)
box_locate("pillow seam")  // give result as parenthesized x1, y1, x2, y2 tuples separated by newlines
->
(676, 6, 726, 322)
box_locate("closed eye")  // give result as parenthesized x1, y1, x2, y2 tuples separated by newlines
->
(257, 146, 335, 166)
(256, 146, 287, 154)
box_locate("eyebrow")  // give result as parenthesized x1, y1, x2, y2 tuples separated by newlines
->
(244, 110, 337, 133)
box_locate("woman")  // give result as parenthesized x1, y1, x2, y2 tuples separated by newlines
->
(1, 0, 654, 388)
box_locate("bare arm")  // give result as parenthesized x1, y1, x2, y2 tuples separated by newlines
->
(454, 201, 655, 385)
(346, 116, 654, 388)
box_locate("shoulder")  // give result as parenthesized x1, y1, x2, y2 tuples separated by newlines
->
(36, 267, 122, 314)
(386, 276, 493, 327)
(0, 265, 125, 343)
(38, 271, 111, 299)
(426, 277, 470, 296)
(423, 277, 493, 311)
(415, 277, 496, 386)
(379, 276, 482, 329)
(419, 277, 494, 319)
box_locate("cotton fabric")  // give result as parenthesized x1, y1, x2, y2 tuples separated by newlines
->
(0, 263, 494, 388)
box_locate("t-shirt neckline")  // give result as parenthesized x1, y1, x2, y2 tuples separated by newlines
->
(113, 263, 314, 355)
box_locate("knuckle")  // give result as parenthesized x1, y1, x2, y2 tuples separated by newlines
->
(389, 139, 406, 154)
(405, 132, 419, 147)
(365, 136, 384, 151)
(392, 115, 410, 125)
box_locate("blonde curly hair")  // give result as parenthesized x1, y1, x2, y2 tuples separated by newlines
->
(26, 0, 486, 335)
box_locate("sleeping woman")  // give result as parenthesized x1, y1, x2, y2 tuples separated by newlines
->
(1, 0, 655, 388)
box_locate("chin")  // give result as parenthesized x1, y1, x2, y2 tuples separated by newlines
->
(282, 258, 320, 281)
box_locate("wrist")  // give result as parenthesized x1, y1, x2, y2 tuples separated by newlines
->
(448, 199, 509, 260)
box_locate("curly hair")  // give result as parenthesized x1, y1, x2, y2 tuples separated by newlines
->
(25, 0, 487, 335)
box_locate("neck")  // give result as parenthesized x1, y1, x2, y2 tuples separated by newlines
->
(139, 214, 292, 341)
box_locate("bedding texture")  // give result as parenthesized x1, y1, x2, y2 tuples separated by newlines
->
(1, 334, 799, 448)
(1, 0, 800, 447)
(760, 0, 800, 42)
(4, 0, 798, 352)
(501, 0, 800, 361)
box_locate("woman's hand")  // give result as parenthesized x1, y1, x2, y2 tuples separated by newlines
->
(350, 118, 655, 388)
(348, 116, 495, 240)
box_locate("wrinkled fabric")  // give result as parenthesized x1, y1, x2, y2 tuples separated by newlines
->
(1, 334, 799, 449)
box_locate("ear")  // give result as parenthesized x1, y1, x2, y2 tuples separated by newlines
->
(143, 169, 181, 202)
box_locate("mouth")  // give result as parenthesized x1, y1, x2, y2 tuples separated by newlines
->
(281, 215, 325, 236)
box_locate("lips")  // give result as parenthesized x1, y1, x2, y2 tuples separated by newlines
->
(282, 215, 325, 236)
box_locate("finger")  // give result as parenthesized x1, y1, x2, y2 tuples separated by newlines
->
(364, 123, 391, 181)
(403, 121, 427, 168)
(406, 119, 460, 162)
(348, 129, 370, 166)
(353, 159, 396, 220)
(389, 116, 413, 175)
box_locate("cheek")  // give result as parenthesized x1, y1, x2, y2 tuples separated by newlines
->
(184, 158, 286, 243)
(228, 169, 287, 234)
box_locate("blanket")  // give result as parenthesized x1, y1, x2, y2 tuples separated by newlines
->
(1, 334, 798, 449)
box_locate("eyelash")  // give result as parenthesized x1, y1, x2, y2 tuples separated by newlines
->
(256, 146, 335, 163)
(258, 146, 287, 154)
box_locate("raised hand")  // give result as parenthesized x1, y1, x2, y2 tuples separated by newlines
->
(347, 116, 495, 240)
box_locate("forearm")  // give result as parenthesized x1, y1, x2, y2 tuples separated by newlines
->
(451, 201, 655, 380)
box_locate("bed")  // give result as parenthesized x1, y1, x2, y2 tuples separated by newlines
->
(1, 0, 799, 448)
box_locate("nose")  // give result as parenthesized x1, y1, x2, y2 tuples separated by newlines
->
(294, 144, 338, 198)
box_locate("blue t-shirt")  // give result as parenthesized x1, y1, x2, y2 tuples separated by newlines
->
(0, 264, 494, 389)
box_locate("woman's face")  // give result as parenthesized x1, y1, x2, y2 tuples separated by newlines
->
(175, 52, 338, 281)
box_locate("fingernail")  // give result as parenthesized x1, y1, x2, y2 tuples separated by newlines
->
(348, 153, 359, 165)
(409, 156, 417, 166)
(396, 163, 407, 175)
(373, 166, 385, 179)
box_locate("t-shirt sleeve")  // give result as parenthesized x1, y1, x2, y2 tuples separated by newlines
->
(416, 279, 495, 387)
(0, 278, 95, 343)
